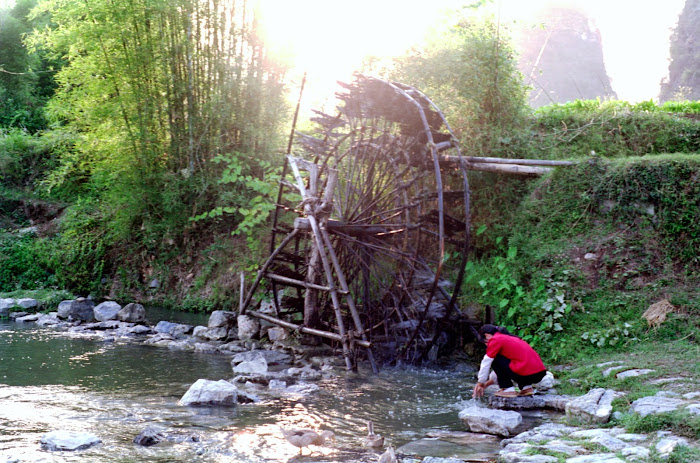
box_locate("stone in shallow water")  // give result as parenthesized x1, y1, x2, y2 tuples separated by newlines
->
(458, 406, 522, 436)
(179, 379, 238, 406)
(40, 430, 101, 451)
(396, 438, 498, 462)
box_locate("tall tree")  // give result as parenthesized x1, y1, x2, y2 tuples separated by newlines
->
(389, 13, 529, 157)
(29, 0, 289, 236)
(659, 0, 700, 102)
(0, 0, 58, 131)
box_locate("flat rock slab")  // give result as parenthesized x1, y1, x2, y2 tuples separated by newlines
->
(630, 395, 686, 417)
(40, 431, 101, 451)
(565, 388, 622, 423)
(397, 437, 498, 461)
(458, 406, 522, 436)
(489, 395, 546, 410)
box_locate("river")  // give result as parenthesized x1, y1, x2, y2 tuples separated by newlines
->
(0, 309, 552, 462)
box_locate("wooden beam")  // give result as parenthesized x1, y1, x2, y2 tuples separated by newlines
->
(246, 309, 372, 348)
(467, 162, 553, 176)
(439, 154, 575, 166)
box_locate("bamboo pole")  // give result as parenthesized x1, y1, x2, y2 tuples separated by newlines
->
(288, 157, 355, 371)
(239, 228, 300, 315)
(440, 154, 575, 166)
(246, 310, 371, 348)
(465, 162, 553, 176)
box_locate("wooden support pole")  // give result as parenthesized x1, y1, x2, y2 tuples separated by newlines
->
(438, 154, 575, 176)
(265, 272, 343, 293)
(239, 228, 300, 315)
(246, 309, 371, 348)
(288, 157, 355, 371)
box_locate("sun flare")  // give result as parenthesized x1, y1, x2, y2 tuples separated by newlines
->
(255, 0, 462, 104)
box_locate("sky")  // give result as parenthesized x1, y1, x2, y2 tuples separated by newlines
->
(257, 0, 688, 104)
(1, 0, 688, 104)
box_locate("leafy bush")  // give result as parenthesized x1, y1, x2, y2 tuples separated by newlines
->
(0, 230, 54, 291)
(461, 237, 573, 360)
(44, 197, 107, 296)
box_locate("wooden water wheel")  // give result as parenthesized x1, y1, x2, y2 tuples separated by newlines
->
(241, 74, 474, 370)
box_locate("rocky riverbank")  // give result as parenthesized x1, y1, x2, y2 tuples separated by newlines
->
(1, 296, 698, 462)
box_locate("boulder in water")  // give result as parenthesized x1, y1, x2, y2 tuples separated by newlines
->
(40, 430, 101, 451)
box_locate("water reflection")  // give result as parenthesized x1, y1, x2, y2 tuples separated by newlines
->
(0, 316, 535, 462)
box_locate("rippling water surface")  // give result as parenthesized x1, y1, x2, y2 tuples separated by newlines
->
(0, 310, 546, 462)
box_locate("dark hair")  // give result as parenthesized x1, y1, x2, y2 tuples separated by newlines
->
(478, 324, 518, 341)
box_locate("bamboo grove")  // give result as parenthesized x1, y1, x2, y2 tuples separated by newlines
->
(28, 0, 289, 238)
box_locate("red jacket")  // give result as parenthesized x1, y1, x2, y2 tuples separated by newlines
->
(486, 332, 545, 376)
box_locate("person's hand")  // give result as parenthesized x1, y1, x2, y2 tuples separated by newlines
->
(472, 382, 485, 398)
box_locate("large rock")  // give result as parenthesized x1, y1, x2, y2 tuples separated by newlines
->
(458, 406, 522, 436)
(237, 314, 260, 340)
(57, 300, 73, 319)
(565, 388, 622, 423)
(0, 298, 15, 315)
(179, 379, 238, 406)
(154, 321, 193, 338)
(208, 310, 236, 329)
(40, 430, 101, 451)
(64, 298, 95, 322)
(93, 301, 122, 321)
(16, 298, 38, 309)
(232, 355, 268, 375)
(117, 303, 147, 323)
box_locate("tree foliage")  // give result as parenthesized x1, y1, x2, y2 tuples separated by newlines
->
(28, 0, 290, 238)
(388, 13, 529, 157)
(0, 0, 59, 132)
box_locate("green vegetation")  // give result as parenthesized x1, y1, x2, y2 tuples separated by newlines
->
(1, 2, 699, 458)
(0, 0, 698, 376)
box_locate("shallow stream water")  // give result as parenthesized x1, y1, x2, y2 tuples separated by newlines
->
(0, 309, 554, 462)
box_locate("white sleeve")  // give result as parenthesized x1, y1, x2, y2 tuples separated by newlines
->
(477, 354, 494, 383)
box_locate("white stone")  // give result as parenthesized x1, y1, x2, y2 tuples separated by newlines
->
(16, 298, 38, 309)
(237, 315, 260, 340)
(40, 430, 101, 451)
(565, 454, 623, 463)
(267, 327, 288, 342)
(615, 369, 654, 379)
(57, 300, 73, 318)
(602, 365, 627, 377)
(208, 310, 236, 329)
(686, 404, 700, 415)
(179, 379, 238, 406)
(590, 434, 628, 451)
(566, 388, 622, 423)
(458, 406, 522, 436)
(534, 371, 556, 390)
(616, 433, 648, 442)
(630, 394, 685, 417)
(620, 446, 650, 460)
(232, 355, 268, 375)
(93, 301, 121, 321)
(0, 298, 15, 314)
(596, 361, 624, 367)
(268, 380, 287, 390)
(655, 436, 688, 456)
